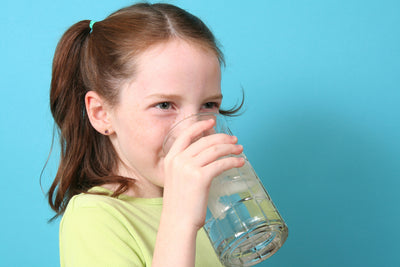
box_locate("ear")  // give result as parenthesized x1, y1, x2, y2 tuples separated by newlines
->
(85, 91, 113, 135)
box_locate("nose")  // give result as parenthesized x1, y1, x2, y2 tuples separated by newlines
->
(170, 110, 200, 133)
(180, 107, 201, 121)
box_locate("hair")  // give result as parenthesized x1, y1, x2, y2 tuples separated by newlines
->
(48, 2, 244, 218)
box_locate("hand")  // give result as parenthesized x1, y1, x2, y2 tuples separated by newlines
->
(162, 118, 245, 230)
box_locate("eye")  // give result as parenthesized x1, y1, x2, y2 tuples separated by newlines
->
(155, 102, 172, 110)
(202, 102, 220, 109)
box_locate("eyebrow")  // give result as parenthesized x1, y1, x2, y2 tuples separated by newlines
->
(146, 93, 223, 101)
(145, 93, 183, 101)
(207, 93, 223, 101)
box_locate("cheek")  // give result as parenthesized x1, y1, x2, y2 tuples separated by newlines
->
(140, 118, 177, 147)
(122, 121, 165, 156)
(113, 113, 177, 163)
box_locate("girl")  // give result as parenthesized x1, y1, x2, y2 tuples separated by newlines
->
(48, 3, 244, 266)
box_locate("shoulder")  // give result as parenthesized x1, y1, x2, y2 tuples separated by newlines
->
(60, 191, 145, 266)
(61, 190, 134, 232)
(64, 188, 162, 221)
(66, 191, 118, 210)
(60, 187, 162, 243)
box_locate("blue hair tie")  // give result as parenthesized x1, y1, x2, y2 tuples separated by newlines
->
(89, 20, 96, 33)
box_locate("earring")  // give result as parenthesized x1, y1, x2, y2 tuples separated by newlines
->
(105, 130, 109, 134)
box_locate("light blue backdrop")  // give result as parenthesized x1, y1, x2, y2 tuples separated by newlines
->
(1, 0, 399, 266)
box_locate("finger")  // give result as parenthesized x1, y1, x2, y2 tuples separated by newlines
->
(191, 143, 243, 167)
(202, 156, 246, 182)
(166, 119, 215, 156)
(183, 133, 238, 157)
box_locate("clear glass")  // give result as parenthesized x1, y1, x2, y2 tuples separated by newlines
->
(163, 113, 288, 267)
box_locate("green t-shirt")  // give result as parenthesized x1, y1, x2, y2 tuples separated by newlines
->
(60, 187, 223, 267)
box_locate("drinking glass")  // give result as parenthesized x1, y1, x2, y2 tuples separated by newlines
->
(163, 113, 288, 267)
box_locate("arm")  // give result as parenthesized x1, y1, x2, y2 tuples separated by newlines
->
(152, 208, 198, 267)
(152, 119, 244, 267)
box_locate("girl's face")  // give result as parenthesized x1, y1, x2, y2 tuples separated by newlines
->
(108, 39, 222, 197)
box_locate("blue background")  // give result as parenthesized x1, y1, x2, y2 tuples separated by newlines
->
(1, 0, 399, 266)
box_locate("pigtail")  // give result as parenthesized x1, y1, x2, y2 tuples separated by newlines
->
(48, 20, 132, 217)
(48, 20, 92, 215)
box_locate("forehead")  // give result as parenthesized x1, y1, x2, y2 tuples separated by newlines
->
(136, 39, 220, 69)
(117, 39, 222, 102)
(135, 39, 220, 84)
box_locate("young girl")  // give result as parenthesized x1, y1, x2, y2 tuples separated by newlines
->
(48, 3, 244, 266)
